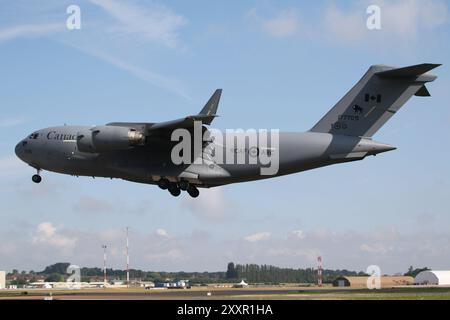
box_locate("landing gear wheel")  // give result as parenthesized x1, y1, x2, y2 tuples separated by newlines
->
(32, 174, 42, 184)
(179, 180, 189, 191)
(168, 184, 181, 197)
(158, 179, 169, 190)
(187, 186, 200, 198)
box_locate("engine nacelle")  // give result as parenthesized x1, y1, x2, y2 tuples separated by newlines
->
(77, 126, 145, 153)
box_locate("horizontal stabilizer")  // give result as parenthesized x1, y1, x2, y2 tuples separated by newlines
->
(376, 63, 441, 78)
(310, 63, 441, 138)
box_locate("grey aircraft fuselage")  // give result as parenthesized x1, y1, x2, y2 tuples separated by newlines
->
(15, 126, 395, 186)
(14, 63, 440, 197)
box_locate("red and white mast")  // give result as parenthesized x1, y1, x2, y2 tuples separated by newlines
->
(126, 227, 130, 287)
(317, 256, 323, 287)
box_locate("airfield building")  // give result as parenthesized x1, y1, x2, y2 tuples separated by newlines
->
(0, 271, 5, 289)
(414, 271, 450, 286)
(333, 276, 414, 288)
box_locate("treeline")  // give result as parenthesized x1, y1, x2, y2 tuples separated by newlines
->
(229, 263, 366, 284)
(8, 263, 430, 286)
(30, 262, 366, 284)
(36, 263, 228, 284)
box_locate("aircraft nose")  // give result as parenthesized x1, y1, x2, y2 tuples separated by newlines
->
(15, 140, 26, 161)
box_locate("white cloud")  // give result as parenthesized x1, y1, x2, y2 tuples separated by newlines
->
(89, 0, 187, 48)
(249, 8, 300, 38)
(2, 221, 450, 273)
(360, 243, 393, 254)
(244, 232, 271, 243)
(249, 1, 448, 46)
(323, 0, 449, 45)
(64, 42, 191, 100)
(183, 188, 229, 221)
(324, 4, 366, 44)
(156, 228, 169, 237)
(0, 1, 190, 100)
(379, 0, 448, 36)
(292, 230, 306, 239)
(263, 9, 300, 37)
(0, 23, 63, 43)
(32, 222, 77, 251)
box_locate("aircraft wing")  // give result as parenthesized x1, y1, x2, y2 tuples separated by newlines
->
(148, 114, 215, 132)
(148, 89, 222, 132)
(107, 89, 222, 136)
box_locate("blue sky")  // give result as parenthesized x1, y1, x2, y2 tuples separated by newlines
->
(1, 0, 450, 274)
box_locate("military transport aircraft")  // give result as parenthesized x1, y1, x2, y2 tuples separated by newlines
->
(15, 63, 440, 198)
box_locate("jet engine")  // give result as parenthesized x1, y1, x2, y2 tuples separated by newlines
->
(76, 126, 145, 153)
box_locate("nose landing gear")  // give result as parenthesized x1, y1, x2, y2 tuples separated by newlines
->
(32, 169, 42, 184)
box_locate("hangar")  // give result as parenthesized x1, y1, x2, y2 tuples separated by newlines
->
(333, 276, 414, 288)
(0, 271, 5, 289)
(414, 271, 450, 286)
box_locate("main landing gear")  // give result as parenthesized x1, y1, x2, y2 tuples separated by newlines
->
(186, 185, 200, 198)
(158, 179, 200, 198)
(32, 170, 42, 184)
(168, 184, 181, 197)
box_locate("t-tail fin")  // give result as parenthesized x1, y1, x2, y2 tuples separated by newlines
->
(310, 63, 441, 138)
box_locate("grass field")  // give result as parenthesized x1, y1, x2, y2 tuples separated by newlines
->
(1, 286, 450, 300)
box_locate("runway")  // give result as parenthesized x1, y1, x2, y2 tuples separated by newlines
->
(2, 286, 450, 300)
(0, 287, 307, 300)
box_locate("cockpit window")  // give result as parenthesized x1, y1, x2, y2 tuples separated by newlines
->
(29, 132, 39, 139)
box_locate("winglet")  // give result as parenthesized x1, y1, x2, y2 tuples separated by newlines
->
(199, 89, 222, 119)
